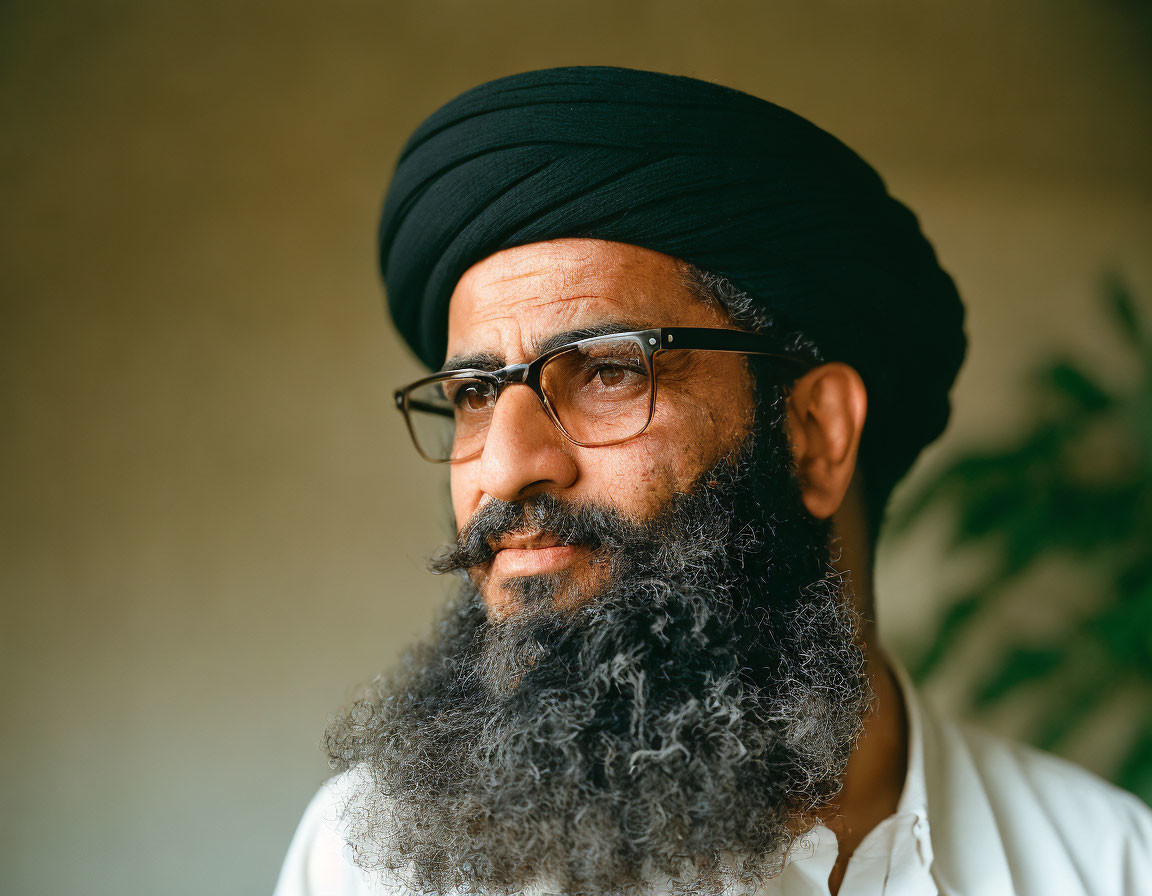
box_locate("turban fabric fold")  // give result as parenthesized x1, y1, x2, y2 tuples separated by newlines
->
(378, 66, 967, 515)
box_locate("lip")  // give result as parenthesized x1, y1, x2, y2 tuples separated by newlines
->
(488, 532, 591, 577)
(491, 530, 562, 552)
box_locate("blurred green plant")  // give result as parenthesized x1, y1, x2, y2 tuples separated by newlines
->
(886, 274, 1152, 803)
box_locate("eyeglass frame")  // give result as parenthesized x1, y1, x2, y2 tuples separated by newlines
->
(393, 326, 817, 463)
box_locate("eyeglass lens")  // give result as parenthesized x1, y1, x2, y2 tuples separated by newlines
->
(403, 335, 654, 461)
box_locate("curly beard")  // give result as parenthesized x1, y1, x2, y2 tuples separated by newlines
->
(324, 392, 872, 895)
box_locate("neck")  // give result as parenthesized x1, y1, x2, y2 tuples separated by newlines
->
(825, 647, 909, 831)
(817, 646, 908, 893)
(821, 489, 907, 891)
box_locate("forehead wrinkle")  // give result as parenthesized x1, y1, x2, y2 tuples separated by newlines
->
(530, 318, 650, 357)
(447, 298, 649, 371)
(459, 290, 625, 345)
(470, 289, 607, 316)
(476, 265, 552, 288)
(446, 240, 701, 365)
(520, 292, 606, 317)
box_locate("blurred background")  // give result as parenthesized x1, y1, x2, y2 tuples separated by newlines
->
(2, 1, 1150, 894)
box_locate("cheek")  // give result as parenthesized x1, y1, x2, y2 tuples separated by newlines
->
(627, 388, 751, 492)
(602, 452, 671, 511)
(575, 385, 753, 515)
(588, 440, 708, 516)
(450, 466, 479, 531)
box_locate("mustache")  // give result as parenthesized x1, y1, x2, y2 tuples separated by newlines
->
(430, 493, 640, 575)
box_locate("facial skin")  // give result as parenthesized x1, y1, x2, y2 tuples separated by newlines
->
(325, 238, 905, 896)
(330, 303, 874, 893)
(440, 238, 900, 890)
(445, 239, 760, 616)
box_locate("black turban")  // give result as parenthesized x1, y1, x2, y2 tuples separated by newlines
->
(378, 66, 966, 521)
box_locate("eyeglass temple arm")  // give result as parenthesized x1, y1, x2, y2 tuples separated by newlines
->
(659, 327, 813, 366)
(398, 394, 455, 419)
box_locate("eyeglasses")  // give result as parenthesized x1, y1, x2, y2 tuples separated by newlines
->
(394, 327, 815, 463)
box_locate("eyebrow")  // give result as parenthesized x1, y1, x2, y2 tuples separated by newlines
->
(441, 349, 505, 373)
(440, 318, 650, 373)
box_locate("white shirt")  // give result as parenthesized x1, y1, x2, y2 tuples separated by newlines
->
(273, 657, 1152, 895)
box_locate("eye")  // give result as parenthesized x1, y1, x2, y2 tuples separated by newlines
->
(589, 361, 645, 389)
(447, 381, 495, 412)
(597, 366, 627, 387)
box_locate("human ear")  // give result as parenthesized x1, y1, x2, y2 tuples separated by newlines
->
(784, 363, 868, 519)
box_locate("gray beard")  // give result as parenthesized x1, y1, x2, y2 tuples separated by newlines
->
(325, 396, 872, 896)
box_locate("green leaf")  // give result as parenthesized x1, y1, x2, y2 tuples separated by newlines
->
(1088, 579, 1152, 673)
(1117, 555, 1152, 597)
(972, 644, 1067, 709)
(889, 271, 1152, 795)
(884, 454, 997, 534)
(1033, 672, 1108, 751)
(1115, 711, 1152, 806)
(1104, 272, 1144, 348)
(910, 590, 993, 681)
(1043, 482, 1141, 554)
(1038, 360, 1114, 414)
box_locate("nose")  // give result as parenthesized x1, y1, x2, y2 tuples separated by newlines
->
(477, 383, 578, 502)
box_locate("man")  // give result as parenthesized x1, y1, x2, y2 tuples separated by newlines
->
(275, 67, 1152, 895)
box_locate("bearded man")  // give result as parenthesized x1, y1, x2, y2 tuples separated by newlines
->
(274, 67, 1152, 896)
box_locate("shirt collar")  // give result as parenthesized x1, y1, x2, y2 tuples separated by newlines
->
(778, 648, 936, 890)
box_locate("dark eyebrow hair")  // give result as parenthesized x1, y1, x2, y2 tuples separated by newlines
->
(531, 320, 648, 356)
(440, 318, 650, 373)
(441, 350, 505, 373)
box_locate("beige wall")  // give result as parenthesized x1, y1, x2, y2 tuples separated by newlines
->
(2, 2, 1149, 894)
